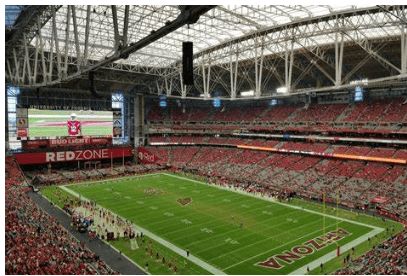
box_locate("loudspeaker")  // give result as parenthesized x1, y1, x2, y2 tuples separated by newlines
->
(182, 41, 194, 85)
(89, 71, 101, 98)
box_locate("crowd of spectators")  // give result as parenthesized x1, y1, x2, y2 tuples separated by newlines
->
(29, 163, 164, 186)
(5, 156, 116, 275)
(147, 97, 407, 135)
(336, 230, 407, 274)
(144, 138, 407, 221)
(144, 139, 407, 274)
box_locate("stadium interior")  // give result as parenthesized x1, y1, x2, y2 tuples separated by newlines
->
(4, 4, 407, 275)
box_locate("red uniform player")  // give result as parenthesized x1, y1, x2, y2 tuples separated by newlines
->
(67, 113, 82, 136)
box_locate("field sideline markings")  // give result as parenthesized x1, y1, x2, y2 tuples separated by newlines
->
(186, 209, 314, 252)
(121, 193, 298, 239)
(207, 213, 333, 264)
(160, 173, 385, 273)
(63, 173, 163, 187)
(40, 193, 148, 275)
(117, 189, 267, 229)
(62, 172, 385, 274)
(149, 199, 297, 236)
(161, 173, 383, 231)
(60, 185, 225, 275)
(289, 227, 383, 275)
(170, 207, 302, 247)
(113, 176, 306, 239)
(222, 220, 342, 271)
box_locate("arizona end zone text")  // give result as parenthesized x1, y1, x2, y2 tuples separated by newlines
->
(257, 228, 350, 270)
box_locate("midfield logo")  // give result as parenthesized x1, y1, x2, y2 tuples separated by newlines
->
(177, 197, 192, 206)
(257, 228, 350, 270)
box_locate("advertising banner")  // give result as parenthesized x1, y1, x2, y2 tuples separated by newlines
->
(112, 108, 122, 138)
(16, 107, 29, 138)
(48, 136, 112, 148)
(137, 147, 159, 164)
(236, 144, 406, 165)
(15, 146, 133, 165)
(22, 136, 112, 150)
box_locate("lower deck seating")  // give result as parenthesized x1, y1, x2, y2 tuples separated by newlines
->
(5, 156, 117, 275)
(144, 145, 407, 220)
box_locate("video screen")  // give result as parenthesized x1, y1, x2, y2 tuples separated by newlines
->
(28, 109, 113, 137)
(354, 86, 364, 102)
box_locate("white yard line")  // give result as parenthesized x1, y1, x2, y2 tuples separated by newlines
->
(63, 173, 163, 187)
(41, 193, 148, 274)
(162, 173, 383, 231)
(60, 185, 225, 275)
(152, 200, 296, 237)
(289, 227, 383, 275)
(223, 221, 340, 271)
(62, 172, 386, 275)
(175, 208, 302, 248)
(162, 173, 385, 274)
(208, 214, 328, 263)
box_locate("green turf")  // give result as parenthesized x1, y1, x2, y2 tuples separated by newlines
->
(28, 126, 112, 137)
(110, 237, 210, 274)
(41, 184, 210, 275)
(54, 173, 397, 275)
(290, 199, 403, 275)
(41, 185, 79, 208)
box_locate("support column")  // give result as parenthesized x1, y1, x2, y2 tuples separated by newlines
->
(201, 57, 211, 99)
(285, 40, 294, 93)
(401, 24, 407, 74)
(164, 76, 172, 97)
(230, 49, 238, 99)
(254, 37, 264, 98)
(179, 71, 186, 98)
(5, 90, 9, 151)
(133, 94, 145, 149)
(335, 32, 344, 86)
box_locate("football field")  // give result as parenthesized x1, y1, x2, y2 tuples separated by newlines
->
(62, 173, 383, 275)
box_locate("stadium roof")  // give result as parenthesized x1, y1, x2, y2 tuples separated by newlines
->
(5, 5, 25, 28)
(28, 5, 397, 67)
(5, 5, 407, 99)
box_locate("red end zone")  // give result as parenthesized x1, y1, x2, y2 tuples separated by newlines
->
(256, 228, 350, 270)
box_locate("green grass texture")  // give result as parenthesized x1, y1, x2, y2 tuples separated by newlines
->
(42, 173, 402, 275)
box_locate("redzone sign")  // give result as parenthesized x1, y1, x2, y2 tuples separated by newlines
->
(45, 149, 109, 162)
(257, 228, 350, 270)
(15, 147, 133, 165)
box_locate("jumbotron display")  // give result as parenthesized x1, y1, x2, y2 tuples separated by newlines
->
(28, 109, 113, 137)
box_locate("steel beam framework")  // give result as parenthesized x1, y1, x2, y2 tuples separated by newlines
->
(5, 5, 407, 100)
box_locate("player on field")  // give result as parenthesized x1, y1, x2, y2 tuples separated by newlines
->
(67, 113, 82, 136)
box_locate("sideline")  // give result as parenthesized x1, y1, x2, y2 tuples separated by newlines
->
(161, 173, 385, 273)
(163, 173, 383, 230)
(63, 173, 162, 187)
(62, 172, 385, 274)
(60, 185, 225, 275)
(289, 227, 383, 275)
(31, 191, 146, 275)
